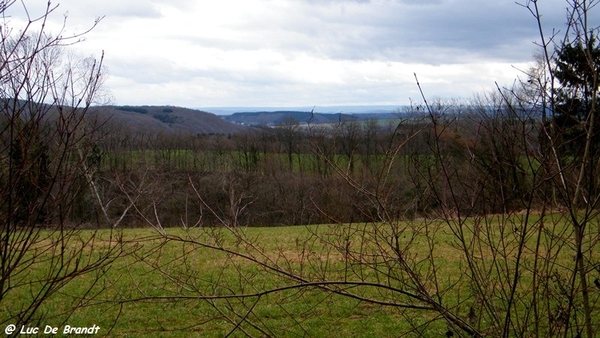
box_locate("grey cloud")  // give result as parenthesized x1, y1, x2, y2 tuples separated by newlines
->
(68, 1, 163, 19)
(69, 0, 600, 107)
(108, 57, 190, 85)
(21, 0, 164, 19)
(398, 0, 444, 5)
(240, 2, 545, 63)
(151, 0, 588, 67)
(106, 54, 283, 88)
(297, 0, 571, 63)
(303, 0, 371, 3)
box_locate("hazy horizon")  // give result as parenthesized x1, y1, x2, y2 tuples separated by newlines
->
(199, 105, 404, 115)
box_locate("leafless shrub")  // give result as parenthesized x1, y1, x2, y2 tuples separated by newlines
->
(0, 1, 129, 331)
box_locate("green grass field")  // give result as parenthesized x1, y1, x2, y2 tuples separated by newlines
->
(0, 225, 444, 337)
(2, 215, 599, 337)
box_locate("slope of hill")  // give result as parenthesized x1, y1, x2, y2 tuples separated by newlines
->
(88, 105, 246, 135)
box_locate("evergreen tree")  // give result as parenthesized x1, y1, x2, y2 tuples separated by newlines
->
(553, 36, 600, 156)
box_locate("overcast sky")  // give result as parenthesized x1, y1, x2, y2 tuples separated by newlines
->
(6, 0, 588, 108)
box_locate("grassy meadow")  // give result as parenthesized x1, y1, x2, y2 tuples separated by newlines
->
(1, 224, 448, 337)
(3, 214, 598, 337)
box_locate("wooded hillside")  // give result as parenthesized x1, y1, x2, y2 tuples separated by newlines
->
(89, 105, 247, 135)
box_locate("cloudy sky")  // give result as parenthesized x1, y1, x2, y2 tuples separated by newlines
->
(5, 0, 585, 108)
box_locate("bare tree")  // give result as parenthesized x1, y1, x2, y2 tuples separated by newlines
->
(0, 1, 128, 332)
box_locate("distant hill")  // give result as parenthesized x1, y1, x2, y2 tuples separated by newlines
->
(88, 105, 246, 135)
(80, 105, 403, 135)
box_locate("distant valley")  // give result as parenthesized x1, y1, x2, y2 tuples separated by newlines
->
(88, 105, 404, 135)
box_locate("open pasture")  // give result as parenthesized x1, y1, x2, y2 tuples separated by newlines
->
(3, 212, 598, 337)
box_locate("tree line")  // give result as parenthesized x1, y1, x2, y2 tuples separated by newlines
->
(53, 105, 548, 229)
